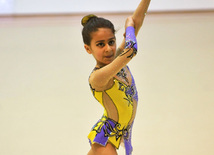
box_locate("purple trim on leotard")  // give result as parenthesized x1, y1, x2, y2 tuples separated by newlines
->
(125, 26, 137, 51)
(89, 66, 138, 155)
(127, 66, 138, 102)
(92, 117, 117, 146)
(124, 122, 134, 155)
(123, 66, 138, 155)
(89, 116, 130, 147)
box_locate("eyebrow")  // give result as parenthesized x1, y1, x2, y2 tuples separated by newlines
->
(95, 37, 116, 43)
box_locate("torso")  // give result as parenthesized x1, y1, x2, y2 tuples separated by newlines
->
(89, 65, 138, 127)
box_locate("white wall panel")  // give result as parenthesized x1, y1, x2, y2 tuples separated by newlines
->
(1, 0, 214, 15)
(0, 0, 14, 14)
(11, 0, 214, 14)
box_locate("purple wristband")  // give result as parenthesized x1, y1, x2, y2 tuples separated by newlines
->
(125, 26, 137, 51)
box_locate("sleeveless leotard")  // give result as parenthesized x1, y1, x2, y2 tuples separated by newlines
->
(88, 66, 138, 155)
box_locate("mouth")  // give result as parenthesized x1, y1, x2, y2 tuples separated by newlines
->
(105, 55, 114, 59)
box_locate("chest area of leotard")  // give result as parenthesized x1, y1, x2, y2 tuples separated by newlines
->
(105, 79, 137, 107)
(89, 66, 138, 104)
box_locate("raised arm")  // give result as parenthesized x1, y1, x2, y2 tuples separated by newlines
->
(133, 0, 151, 35)
(90, 17, 137, 89)
(117, 0, 151, 54)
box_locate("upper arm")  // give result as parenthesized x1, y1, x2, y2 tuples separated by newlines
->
(132, 0, 151, 34)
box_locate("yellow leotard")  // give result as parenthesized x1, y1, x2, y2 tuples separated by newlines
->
(88, 66, 138, 154)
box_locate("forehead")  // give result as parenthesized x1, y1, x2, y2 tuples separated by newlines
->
(91, 28, 115, 41)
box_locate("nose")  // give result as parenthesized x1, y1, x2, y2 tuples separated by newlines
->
(105, 44, 112, 53)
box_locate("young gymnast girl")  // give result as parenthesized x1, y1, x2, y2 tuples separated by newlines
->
(81, 0, 150, 154)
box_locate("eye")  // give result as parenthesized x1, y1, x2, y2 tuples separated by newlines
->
(108, 40, 115, 46)
(96, 42, 105, 47)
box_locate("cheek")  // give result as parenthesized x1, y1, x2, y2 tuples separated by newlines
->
(112, 45, 117, 53)
(96, 51, 104, 58)
(93, 49, 103, 58)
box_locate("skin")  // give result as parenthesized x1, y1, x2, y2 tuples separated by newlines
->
(117, 0, 151, 55)
(85, 16, 135, 89)
(85, 0, 151, 153)
(84, 28, 117, 68)
(85, 17, 135, 155)
(87, 143, 117, 155)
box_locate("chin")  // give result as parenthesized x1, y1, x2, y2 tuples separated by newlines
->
(105, 60, 114, 64)
(98, 59, 114, 66)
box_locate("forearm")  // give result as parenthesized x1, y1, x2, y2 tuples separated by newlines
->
(132, 0, 151, 35)
(92, 27, 137, 88)
(117, 0, 150, 55)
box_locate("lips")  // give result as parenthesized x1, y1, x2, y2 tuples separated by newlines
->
(105, 55, 114, 58)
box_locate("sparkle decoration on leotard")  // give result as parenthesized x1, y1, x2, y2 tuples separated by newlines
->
(120, 41, 137, 59)
(118, 81, 136, 107)
(92, 116, 131, 142)
(88, 66, 138, 155)
(116, 68, 129, 83)
(125, 26, 137, 51)
(120, 26, 138, 59)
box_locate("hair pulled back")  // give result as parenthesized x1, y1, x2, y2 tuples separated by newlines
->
(81, 14, 115, 45)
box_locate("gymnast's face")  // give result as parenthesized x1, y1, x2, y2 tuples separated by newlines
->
(84, 28, 116, 67)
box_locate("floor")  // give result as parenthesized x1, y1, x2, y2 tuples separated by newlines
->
(0, 12, 214, 155)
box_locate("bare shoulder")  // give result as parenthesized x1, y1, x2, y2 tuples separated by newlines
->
(89, 69, 114, 91)
(88, 68, 98, 87)
(88, 70, 97, 88)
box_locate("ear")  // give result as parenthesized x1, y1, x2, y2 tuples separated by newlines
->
(84, 44, 92, 54)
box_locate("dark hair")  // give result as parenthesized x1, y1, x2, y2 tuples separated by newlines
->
(81, 14, 115, 45)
